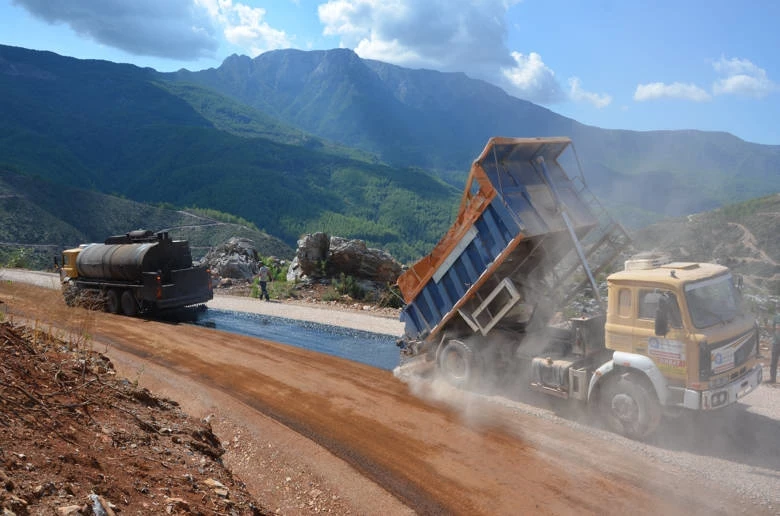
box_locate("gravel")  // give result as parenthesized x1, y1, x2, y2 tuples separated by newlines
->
(440, 376, 780, 513)
(209, 293, 404, 336)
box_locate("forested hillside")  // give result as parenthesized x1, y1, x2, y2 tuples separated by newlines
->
(0, 45, 458, 263)
(0, 168, 293, 269)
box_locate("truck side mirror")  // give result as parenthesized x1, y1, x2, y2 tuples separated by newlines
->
(655, 300, 670, 336)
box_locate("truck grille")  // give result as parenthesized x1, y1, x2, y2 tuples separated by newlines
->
(699, 327, 757, 382)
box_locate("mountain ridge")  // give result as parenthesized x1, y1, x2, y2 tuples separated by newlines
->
(170, 47, 780, 223)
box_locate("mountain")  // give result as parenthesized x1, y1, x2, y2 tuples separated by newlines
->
(172, 48, 573, 176)
(0, 45, 458, 263)
(171, 48, 780, 225)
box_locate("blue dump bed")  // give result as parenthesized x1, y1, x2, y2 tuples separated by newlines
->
(397, 137, 600, 343)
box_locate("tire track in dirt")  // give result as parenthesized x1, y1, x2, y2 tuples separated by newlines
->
(88, 316, 752, 515)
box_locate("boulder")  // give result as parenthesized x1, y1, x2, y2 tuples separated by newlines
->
(286, 256, 302, 282)
(199, 237, 260, 280)
(286, 233, 402, 284)
(295, 232, 330, 278)
(327, 237, 402, 283)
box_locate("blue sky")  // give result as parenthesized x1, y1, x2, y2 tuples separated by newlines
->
(1, 0, 778, 145)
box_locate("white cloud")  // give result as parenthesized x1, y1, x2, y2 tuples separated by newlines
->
(633, 56, 776, 104)
(633, 82, 712, 102)
(501, 52, 564, 104)
(712, 56, 776, 98)
(195, 0, 292, 56)
(12, 0, 293, 60)
(317, 0, 567, 104)
(12, 0, 219, 60)
(319, 0, 517, 68)
(568, 77, 611, 108)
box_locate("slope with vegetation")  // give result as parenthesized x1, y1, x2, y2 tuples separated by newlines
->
(0, 168, 293, 269)
(634, 193, 780, 294)
(0, 44, 458, 263)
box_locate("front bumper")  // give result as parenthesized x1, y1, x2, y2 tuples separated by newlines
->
(682, 364, 763, 410)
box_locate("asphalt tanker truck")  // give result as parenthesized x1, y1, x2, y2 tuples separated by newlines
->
(395, 137, 762, 438)
(60, 230, 213, 316)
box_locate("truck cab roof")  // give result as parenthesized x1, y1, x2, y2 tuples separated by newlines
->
(608, 262, 730, 288)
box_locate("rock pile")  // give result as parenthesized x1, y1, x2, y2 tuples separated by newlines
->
(198, 233, 402, 302)
(199, 237, 260, 281)
(286, 232, 402, 284)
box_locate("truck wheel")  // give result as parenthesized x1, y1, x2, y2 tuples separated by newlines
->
(600, 373, 661, 440)
(62, 284, 79, 307)
(437, 339, 481, 389)
(105, 289, 120, 314)
(120, 290, 138, 317)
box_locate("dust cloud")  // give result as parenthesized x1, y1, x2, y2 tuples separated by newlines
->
(392, 331, 584, 434)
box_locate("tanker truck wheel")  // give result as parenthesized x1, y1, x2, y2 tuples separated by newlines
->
(600, 373, 661, 440)
(62, 284, 79, 307)
(120, 290, 138, 317)
(437, 339, 481, 389)
(104, 289, 120, 314)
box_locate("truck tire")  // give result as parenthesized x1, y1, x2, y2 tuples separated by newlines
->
(62, 284, 79, 307)
(120, 290, 138, 317)
(600, 373, 661, 440)
(105, 289, 120, 314)
(437, 339, 481, 389)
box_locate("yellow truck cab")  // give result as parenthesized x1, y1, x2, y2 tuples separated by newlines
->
(602, 257, 762, 413)
(60, 248, 82, 281)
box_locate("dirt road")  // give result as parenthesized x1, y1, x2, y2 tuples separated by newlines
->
(1, 277, 778, 515)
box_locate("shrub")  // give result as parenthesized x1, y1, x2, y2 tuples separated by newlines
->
(251, 276, 295, 300)
(321, 286, 341, 302)
(5, 248, 32, 269)
(377, 284, 405, 309)
(269, 280, 295, 300)
(333, 273, 365, 300)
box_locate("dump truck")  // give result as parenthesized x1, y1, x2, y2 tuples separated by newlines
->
(60, 230, 213, 316)
(396, 137, 762, 438)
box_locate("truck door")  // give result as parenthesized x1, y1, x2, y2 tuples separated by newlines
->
(605, 286, 635, 352)
(635, 289, 687, 380)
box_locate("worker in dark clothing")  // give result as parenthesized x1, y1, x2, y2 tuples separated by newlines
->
(256, 264, 271, 301)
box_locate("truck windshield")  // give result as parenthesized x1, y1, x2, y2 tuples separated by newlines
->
(684, 274, 741, 329)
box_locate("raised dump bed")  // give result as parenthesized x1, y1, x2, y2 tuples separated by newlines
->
(397, 137, 601, 345)
(395, 137, 761, 441)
